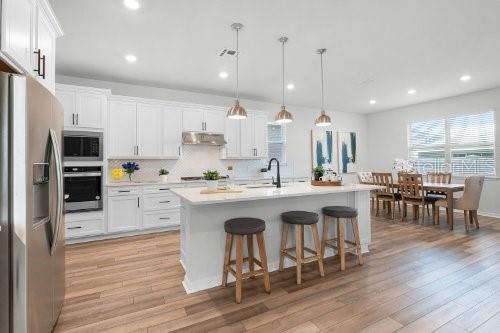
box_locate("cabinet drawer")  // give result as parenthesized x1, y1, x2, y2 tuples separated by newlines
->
(108, 187, 141, 197)
(143, 210, 180, 229)
(143, 194, 180, 211)
(143, 184, 182, 194)
(65, 219, 104, 239)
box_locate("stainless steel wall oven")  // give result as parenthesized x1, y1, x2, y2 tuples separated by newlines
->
(64, 166, 103, 212)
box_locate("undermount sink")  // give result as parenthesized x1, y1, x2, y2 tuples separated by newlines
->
(244, 184, 289, 189)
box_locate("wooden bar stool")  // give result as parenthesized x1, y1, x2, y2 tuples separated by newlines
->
(221, 217, 271, 303)
(279, 211, 324, 285)
(321, 206, 363, 271)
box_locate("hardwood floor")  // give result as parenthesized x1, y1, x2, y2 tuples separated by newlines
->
(55, 211, 500, 333)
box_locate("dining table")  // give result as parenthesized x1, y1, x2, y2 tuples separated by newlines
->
(363, 181, 464, 230)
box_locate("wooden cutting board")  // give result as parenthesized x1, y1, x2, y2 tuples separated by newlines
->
(311, 180, 342, 186)
(200, 188, 244, 194)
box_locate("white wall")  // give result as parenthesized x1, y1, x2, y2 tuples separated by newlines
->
(367, 87, 500, 217)
(57, 75, 368, 181)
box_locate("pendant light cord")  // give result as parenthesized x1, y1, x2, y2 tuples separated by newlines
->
(282, 39, 285, 107)
(320, 51, 325, 111)
(236, 28, 239, 100)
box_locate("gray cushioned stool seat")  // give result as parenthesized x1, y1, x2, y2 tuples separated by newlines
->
(322, 206, 358, 218)
(281, 211, 319, 225)
(224, 218, 266, 235)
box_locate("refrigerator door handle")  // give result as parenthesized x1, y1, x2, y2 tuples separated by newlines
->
(49, 129, 64, 256)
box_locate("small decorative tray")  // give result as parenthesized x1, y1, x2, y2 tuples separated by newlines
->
(311, 180, 342, 186)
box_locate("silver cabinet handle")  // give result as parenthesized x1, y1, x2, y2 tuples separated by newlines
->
(159, 217, 170, 220)
(67, 226, 82, 230)
(159, 200, 171, 203)
(159, 188, 170, 191)
(76, 114, 79, 125)
(137, 146, 139, 155)
(72, 114, 75, 125)
(137, 197, 140, 207)
(118, 190, 130, 193)
(178, 146, 181, 156)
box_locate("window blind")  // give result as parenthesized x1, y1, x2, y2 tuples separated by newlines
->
(408, 111, 496, 176)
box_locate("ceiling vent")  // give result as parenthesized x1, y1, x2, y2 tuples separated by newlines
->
(219, 49, 237, 57)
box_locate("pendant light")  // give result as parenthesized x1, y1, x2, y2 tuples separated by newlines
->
(315, 48, 332, 126)
(275, 37, 293, 124)
(226, 23, 247, 119)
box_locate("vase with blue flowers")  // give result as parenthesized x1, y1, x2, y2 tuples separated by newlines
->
(122, 162, 140, 182)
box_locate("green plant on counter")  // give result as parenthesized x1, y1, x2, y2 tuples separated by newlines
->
(313, 165, 325, 181)
(159, 168, 169, 176)
(203, 170, 220, 180)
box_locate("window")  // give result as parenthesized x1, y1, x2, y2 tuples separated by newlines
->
(267, 124, 286, 163)
(408, 112, 495, 176)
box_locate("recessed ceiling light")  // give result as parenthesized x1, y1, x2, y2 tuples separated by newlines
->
(286, 83, 295, 90)
(218, 71, 228, 79)
(460, 75, 471, 82)
(408, 89, 417, 95)
(123, 0, 140, 10)
(369, 99, 377, 105)
(125, 54, 137, 63)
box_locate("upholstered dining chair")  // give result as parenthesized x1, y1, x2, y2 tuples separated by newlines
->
(435, 176, 485, 231)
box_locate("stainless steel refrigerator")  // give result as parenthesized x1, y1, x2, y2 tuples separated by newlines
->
(0, 73, 65, 333)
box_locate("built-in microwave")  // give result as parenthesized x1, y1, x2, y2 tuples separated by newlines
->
(63, 131, 103, 161)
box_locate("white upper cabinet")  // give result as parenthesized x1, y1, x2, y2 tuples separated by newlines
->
(163, 107, 182, 158)
(204, 109, 225, 133)
(182, 108, 224, 133)
(182, 109, 204, 132)
(1, 0, 33, 71)
(136, 103, 163, 157)
(77, 92, 105, 128)
(34, 5, 56, 92)
(57, 89, 77, 128)
(224, 112, 268, 159)
(108, 100, 137, 158)
(253, 114, 268, 158)
(56, 84, 108, 129)
(0, 0, 62, 92)
(224, 119, 240, 158)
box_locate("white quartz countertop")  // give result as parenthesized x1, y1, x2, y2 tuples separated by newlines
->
(171, 183, 382, 205)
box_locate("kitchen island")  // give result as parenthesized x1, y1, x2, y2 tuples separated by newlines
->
(171, 182, 380, 293)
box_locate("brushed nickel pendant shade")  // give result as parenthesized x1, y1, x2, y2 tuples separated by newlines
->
(315, 48, 332, 127)
(227, 23, 247, 119)
(275, 36, 293, 124)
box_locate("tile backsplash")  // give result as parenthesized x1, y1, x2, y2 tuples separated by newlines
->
(108, 145, 295, 182)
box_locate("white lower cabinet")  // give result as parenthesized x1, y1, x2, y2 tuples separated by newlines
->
(108, 194, 141, 232)
(143, 210, 180, 229)
(65, 219, 104, 239)
(106, 185, 181, 236)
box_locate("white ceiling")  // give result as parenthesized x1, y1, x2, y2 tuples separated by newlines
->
(53, 0, 500, 113)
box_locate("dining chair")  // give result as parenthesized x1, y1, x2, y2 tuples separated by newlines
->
(399, 173, 436, 224)
(425, 172, 452, 216)
(372, 172, 401, 219)
(357, 172, 375, 209)
(435, 176, 485, 231)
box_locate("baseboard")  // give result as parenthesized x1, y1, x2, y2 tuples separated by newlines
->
(477, 211, 500, 219)
(65, 225, 180, 244)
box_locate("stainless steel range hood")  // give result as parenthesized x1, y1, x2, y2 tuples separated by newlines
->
(182, 132, 226, 146)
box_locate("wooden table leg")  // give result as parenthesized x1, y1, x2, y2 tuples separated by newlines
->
(446, 189, 454, 230)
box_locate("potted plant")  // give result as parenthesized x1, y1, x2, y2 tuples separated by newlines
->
(203, 170, 220, 191)
(159, 168, 169, 183)
(122, 162, 140, 182)
(313, 165, 324, 181)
